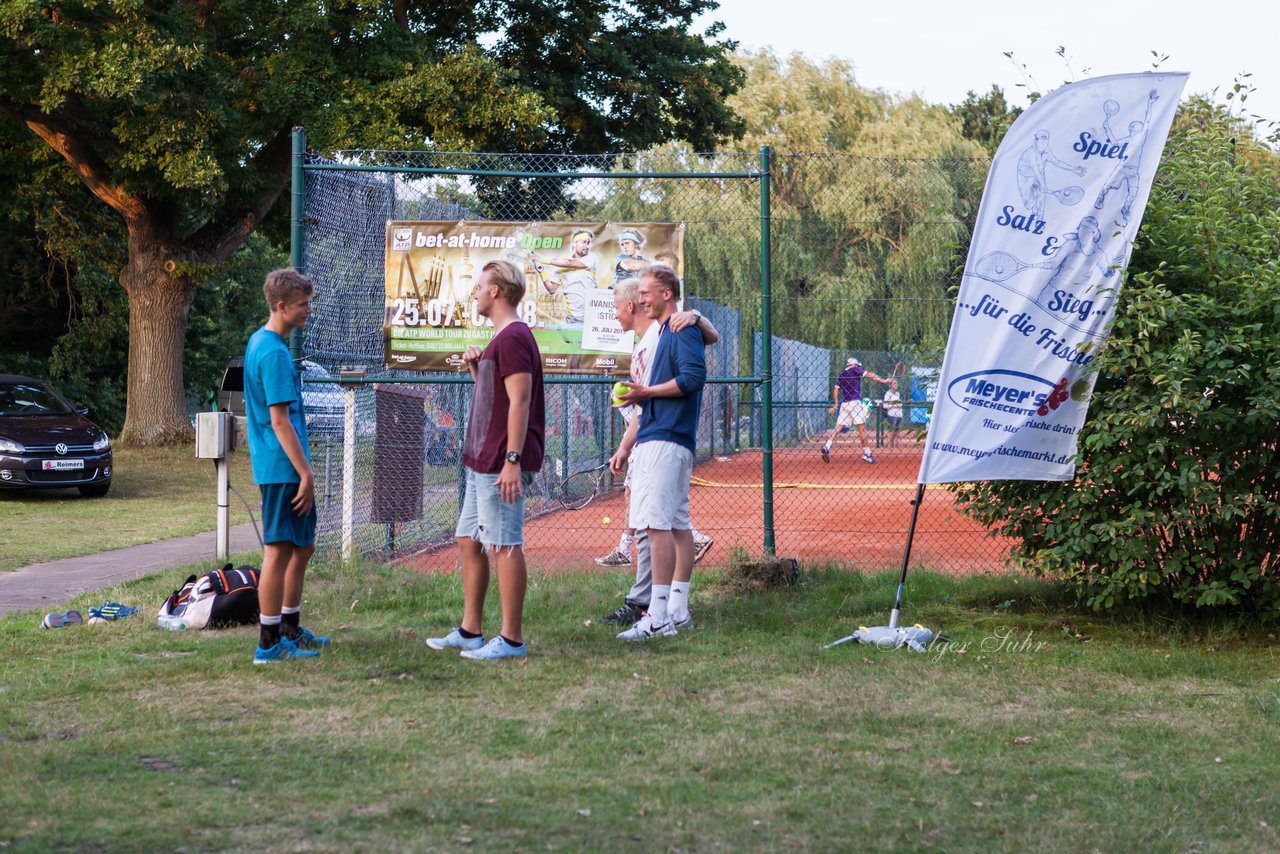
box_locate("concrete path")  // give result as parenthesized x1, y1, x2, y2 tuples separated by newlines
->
(0, 523, 262, 616)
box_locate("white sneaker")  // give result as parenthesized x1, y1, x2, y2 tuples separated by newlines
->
(616, 613, 677, 642)
(426, 627, 484, 651)
(692, 536, 714, 565)
(671, 613, 693, 630)
(862, 451, 877, 464)
(594, 548, 632, 566)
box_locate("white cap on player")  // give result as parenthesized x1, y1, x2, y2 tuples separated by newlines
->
(846, 357, 861, 367)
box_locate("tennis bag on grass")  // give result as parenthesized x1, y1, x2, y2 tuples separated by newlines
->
(158, 564, 260, 629)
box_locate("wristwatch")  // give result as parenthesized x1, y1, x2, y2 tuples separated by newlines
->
(505, 451, 522, 465)
(690, 308, 702, 321)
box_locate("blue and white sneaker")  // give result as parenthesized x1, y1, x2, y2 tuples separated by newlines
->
(286, 626, 330, 649)
(617, 614, 677, 642)
(253, 636, 319, 664)
(460, 636, 527, 660)
(426, 627, 484, 651)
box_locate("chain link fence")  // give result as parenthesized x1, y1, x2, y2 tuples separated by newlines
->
(295, 142, 1006, 572)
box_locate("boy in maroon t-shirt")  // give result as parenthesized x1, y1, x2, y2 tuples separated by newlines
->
(426, 260, 545, 660)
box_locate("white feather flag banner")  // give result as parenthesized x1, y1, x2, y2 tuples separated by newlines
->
(918, 72, 1188, 484)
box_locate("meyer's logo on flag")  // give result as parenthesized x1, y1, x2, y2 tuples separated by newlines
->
(918, 72, 1188, 485)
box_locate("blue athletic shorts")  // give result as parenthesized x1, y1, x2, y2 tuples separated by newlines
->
(454, 468, 533, 548)
(260, 482, 317, 547)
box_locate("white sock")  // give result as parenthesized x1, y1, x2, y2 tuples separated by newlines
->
(863, 446, 871, 454)
(823, 440, 832, 451)
(618, 532, 634, 552)
(670, 581, 691, 619)
(648, 585, 671, 625)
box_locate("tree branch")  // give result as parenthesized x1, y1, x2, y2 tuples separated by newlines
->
(7, 101, 147, 222)
(190, 125, 294, 262)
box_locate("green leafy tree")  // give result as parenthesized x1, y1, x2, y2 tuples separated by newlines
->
(951, 84, 1022, 156)
(581, 51, 987, 355)
(0, 0, 742, 445)
(955, 98, 1280, 613)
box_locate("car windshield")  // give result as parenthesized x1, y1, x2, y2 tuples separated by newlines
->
(0, 382, 75, 417)
(301, 361, 332, 380)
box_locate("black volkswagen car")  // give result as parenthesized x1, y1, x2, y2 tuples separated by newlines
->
(0, 375, 113, 497)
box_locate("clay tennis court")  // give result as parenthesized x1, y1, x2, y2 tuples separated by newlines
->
(402, 434, 1011, 576)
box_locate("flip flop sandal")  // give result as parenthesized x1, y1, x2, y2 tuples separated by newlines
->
(93, 603, 140, 621)
(40, 610, 84, 629)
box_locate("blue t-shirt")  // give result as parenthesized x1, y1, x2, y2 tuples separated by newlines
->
(635, 320, 706, 453)
(244, 327, 311, 484)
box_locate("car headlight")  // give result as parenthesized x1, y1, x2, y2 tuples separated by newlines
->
(0, 437, 24, 454)
(93, 433, 111, 452)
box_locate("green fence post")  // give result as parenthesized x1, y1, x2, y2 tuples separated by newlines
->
(760, 145, 775, 556)
(289, 127, 306, 360)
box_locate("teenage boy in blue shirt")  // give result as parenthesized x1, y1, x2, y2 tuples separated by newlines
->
(243, 268, 329, 664)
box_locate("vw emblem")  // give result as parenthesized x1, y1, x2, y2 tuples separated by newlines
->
(56, 443, 68, 455)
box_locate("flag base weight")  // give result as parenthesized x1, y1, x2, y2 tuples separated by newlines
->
(823, 624, 935, 652)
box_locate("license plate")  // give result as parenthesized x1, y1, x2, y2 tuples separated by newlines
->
(43, 459, 85, 471)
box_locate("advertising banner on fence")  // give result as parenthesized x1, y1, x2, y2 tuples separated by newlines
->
(918, 72, 1188, 484)
(383, 220, 684, 375)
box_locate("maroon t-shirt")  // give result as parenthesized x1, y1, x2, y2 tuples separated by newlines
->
(462, 322, 545, 473)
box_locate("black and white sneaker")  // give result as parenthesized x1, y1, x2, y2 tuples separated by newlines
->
(601, 602, 646, 624)
(617, 614, 677, 642)
(595, 548, 632, 566)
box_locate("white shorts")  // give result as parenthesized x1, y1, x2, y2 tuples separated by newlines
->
(836, 400, 869, 429)
(628, 440, 693, 531)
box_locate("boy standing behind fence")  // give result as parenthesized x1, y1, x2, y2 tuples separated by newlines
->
(243, 269, 329, 664)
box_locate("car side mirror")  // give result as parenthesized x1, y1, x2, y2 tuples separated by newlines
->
(75, 406, 89, 417)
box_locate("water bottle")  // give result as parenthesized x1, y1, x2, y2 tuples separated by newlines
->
(158, 614, 186, 631)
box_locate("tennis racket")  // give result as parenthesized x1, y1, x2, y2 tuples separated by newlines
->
(969, 251, 1033, 283)
(558, 464, 611, 510)
(509, 227, 553, 289)
(1049, 185, 1085, 206)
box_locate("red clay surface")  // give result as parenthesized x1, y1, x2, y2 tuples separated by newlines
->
(402, 434, 1011, 576)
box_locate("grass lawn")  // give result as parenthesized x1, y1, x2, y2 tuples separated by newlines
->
(1, 562, 1277, 851)
(0, 445, 255, 570)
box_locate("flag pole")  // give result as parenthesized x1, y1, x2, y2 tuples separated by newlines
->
(889, 483, 927, 629)
(824, 482, 934, 651)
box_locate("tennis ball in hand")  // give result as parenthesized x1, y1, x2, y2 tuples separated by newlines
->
(611, 381, 629, 406)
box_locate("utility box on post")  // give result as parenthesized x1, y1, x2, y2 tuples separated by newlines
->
(195, 411, 235, 459)
(194, 410, 235, 561)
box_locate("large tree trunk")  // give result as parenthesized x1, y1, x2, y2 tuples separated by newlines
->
(118, 222, 197, 447)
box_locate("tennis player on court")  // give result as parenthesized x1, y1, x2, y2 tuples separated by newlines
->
(821, 357, 887, 464)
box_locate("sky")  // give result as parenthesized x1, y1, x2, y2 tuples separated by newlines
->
(696, 0, 1278, 135)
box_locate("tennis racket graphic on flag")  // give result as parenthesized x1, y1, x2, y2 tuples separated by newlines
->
(969, 251, 1039, 283)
